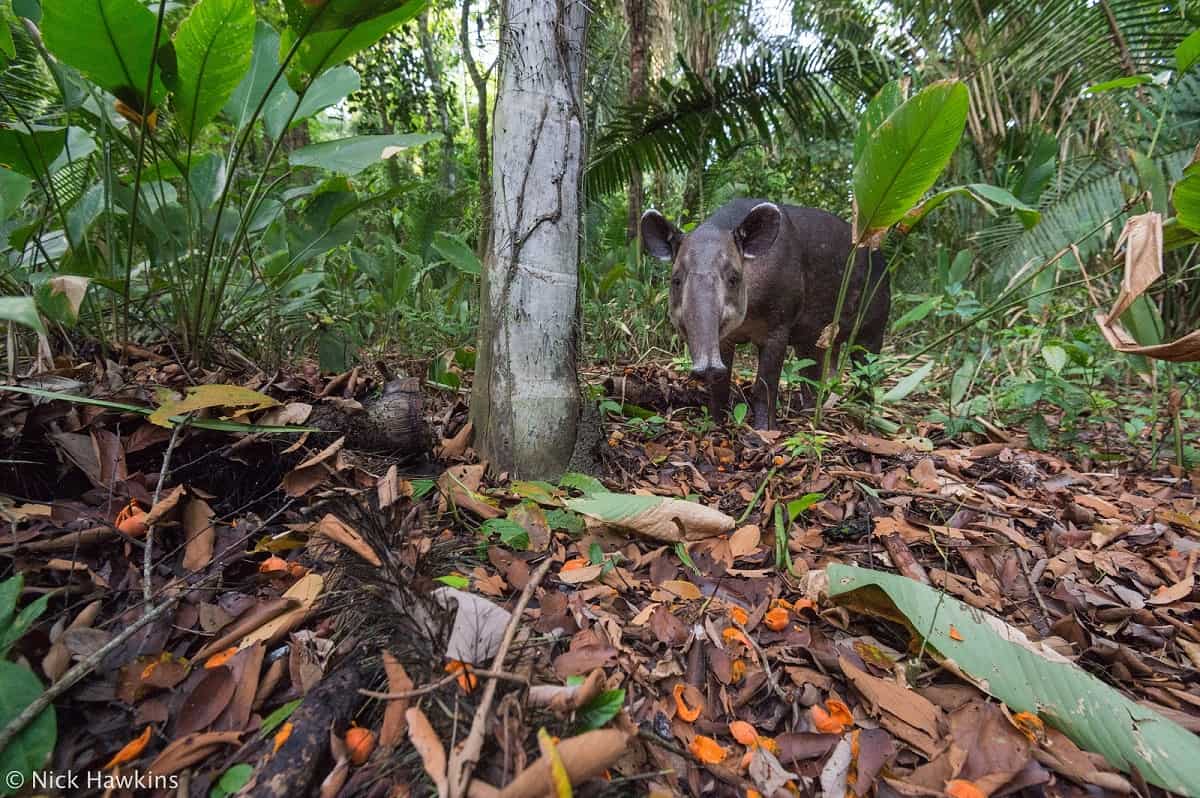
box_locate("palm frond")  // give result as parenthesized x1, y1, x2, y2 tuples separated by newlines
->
(973, 145, 1193, 283)
(585, 45, 890, 195)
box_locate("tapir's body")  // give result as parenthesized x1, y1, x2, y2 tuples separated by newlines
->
(642, 199, 890, 429)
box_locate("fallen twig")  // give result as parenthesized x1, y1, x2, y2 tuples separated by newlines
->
(144, 415, 188, 607)
(359, 668, 529, 701)
(447, 557, 553, 797)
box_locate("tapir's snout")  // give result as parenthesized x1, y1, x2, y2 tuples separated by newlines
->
(690, 355, 727, 382)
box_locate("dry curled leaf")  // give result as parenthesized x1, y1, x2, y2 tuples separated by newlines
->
(315, 513, 382, 567)
(379, 652, 413, 749)
(407, 707, 449, 798)
(496, 729, 629, 798)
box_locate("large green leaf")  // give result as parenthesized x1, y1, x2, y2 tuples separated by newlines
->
(880, 360, 933, 403)
(172, 0, 256, 141)
(1177, 29, 1200, 73)
(264, 65, 360, 139)
(0, 167, 32, 221)
(0, 125, 66, 180)
(224, 21, 291, 131)
(1174, 171, 1200, 232)
(898, 183, 1041, 232)
(279, 0, 427, 87)
(852, 80, 968, 241)
(430, 232, 481, 276)
(288, 133, 434, 175)
(0, 661, 55, 794)
(41, 0, 166, 110)
(828, 564, 1200, 797)
(853, 79, 905, 164)
(0, 297, 46, 336)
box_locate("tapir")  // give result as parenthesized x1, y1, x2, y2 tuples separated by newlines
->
(641, 199, 890, 429)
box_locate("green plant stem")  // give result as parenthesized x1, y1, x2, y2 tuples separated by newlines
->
(814, 245, 862, 427)
(736, 466, 776, 524)
(190, 14, 325, 355)
(893, 201, 1135, 372)
(120, 0, 170, 344)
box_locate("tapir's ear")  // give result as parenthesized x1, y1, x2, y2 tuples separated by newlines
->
(641, 209, 682, 261)
(734, 202, 781, 258)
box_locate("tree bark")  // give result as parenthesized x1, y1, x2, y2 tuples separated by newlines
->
(624, 0, 648, 242)
(460, 0, 492, 255)
(470, 0, 587, 479)
(418, 9, 457, 191)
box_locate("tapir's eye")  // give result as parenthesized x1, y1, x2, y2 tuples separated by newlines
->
(728, 272, 740, 286)
(671, 275, 682, 288)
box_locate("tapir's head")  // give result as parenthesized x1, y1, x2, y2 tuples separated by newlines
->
(640, 203, 781, 381)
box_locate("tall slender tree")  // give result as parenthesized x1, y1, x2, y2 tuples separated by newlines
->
(624, 0, 648, 241)
(417, 8, 457, 190)
(470, 0, 588, 478)
(460, 0, 492, 255)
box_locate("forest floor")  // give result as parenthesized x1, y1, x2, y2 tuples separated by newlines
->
(1, 350, 1198, 798)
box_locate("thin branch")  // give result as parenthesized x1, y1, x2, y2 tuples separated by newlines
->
(446, 557, 553, 797)
(143, 416, 188, 607)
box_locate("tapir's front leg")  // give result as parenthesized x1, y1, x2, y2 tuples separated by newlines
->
(707, 341, 736, 420)
(753, 336, 788, 429)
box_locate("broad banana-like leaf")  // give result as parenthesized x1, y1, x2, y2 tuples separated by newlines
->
(41, 0, 166, 110)
(828, 564, 1200, 796)
(852, 80, 968, 243)
(172, 0, 256, 141)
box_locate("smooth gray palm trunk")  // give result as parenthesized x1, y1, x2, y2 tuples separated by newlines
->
(470, 0, 587, 478)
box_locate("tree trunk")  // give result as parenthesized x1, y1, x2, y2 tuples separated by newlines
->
(460, 0, 492, 255)
(418, 9, 457, 191)
(624, 0, 648, 241)
(470, 0, 587, 479)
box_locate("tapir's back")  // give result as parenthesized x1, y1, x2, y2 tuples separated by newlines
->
(708, 199, 890, 354)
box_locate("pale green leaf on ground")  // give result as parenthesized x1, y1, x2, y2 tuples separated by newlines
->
(566, 492, 733, 542)
(172, 0, 256, 141)
(148, 384, 280, 428)
(827, 564, 1200, 797)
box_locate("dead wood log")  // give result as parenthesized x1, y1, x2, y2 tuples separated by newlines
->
(602, 374, 707, 412)
(249, 661, 366, 797)
(307, 378, 431, 459)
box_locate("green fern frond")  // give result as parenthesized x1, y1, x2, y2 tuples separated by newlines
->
(585, 45, 890, 196)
